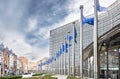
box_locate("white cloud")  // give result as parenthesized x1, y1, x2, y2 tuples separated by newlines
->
(28, 18, 38, 32)
(0, 29, 49, 61)
(0, 0, 50, 61)
(37, 27, 50, 40)
(49, 0, 116, 30)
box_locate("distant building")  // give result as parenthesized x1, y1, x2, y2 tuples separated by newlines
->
(37, 60, 42, 72)
(3, 47, 9, 75)
(16, 58, 23, 75)
(13, 54, 17, 74)
(8, 50, 17, 75)
(19, 57, 28, 73)
(0, 43, 4, 76)
(9, 50, 14, 74)
(0, 43, 26, 75)
(28, 62, 37, 73)
(49, 0, 120, 78)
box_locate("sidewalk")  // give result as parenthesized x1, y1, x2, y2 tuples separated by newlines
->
(41, 74, 46, 77)
(52, 75, 68, 79)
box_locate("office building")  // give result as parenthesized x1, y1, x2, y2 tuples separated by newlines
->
(50, 0, 120, 78)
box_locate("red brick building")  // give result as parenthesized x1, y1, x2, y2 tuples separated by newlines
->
(3, 47, 9, 73)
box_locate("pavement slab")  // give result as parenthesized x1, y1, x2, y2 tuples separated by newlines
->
(52, 75, 68, 79)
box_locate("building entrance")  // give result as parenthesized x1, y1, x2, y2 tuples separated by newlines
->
(100, 48, 120, 79)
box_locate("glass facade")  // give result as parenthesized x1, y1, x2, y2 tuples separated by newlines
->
(100, 48, 120, 79)
(50, 0, 120, 78)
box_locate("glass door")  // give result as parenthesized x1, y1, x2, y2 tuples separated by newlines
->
(100, 48, 119, 79)
(108, 48, 119, 79)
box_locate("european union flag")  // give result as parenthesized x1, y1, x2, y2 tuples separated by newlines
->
(49, 57, 53, 63)
(67, 35, 73, 41)
(97, 0, 108, 12)
(59, 47, 62, 55)
(65, 42, 68, 53)
(69, 44, 72, 47)
(62, 43, 64, 52)
(56, 51, 60, 58)
(74, 26, 77, 43)
(83, 17, 94, 25)
(55, 53, 58, 58)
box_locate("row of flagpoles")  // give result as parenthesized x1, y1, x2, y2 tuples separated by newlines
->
(39, 0, 107, 78)
(38, 27, 76, 67)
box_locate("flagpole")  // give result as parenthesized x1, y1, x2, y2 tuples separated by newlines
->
(61, 51, 63, 75)
(57, 56, 58, 74)
(59, 53, 61, 74)
(79, 5, 83, 78)
(67, 32, 70, 76)
(94, 0, 99, 79)
(64, 38, 66, 75)
(60, 52, 62, 74)
(59, 52, 61, 74)
(72, 22, 75, 77)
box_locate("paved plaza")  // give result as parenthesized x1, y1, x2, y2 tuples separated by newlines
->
(52, 75, 68, 79)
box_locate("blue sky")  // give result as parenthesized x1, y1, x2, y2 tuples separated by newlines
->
(0, 0, 116, 61)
